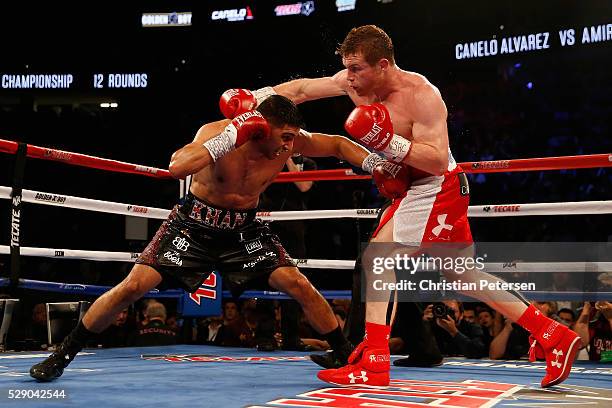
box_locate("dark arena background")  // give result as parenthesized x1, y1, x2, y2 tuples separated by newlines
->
(0, 1, 611, 407)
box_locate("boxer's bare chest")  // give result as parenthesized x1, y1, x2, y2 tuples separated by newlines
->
(380, 94, 415, 140)
(213, 155, 286, 192)
(190, 150, 288, 208)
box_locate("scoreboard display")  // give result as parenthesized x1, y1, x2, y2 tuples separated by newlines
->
(1, 72, 149, 90)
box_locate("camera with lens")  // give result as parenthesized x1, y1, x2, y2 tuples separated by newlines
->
(432, 302, 453, 320)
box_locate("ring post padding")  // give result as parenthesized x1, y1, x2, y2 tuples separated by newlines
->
(9, 143, 27, 289)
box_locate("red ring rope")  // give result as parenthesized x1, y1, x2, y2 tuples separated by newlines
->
(1, 138, 610, 182)
(275, 153, 612, 182)
(0, 138, 172, 179)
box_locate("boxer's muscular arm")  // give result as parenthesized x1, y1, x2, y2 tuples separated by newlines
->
(273, 70, 348, 104)
(403, 85, 449, 175)
(168, 119, 230, 179)
(294, 131, 370, 168)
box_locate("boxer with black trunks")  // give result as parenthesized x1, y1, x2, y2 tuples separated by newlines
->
(137, 193, 295, 297)
(237, 25, 581, 387)
(30, 94, 408, 381)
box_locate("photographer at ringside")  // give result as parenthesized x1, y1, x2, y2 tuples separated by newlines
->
(423, 300, 487, 358)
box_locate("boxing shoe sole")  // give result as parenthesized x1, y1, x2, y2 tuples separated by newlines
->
(318, 380, 390, 389)
(317, 368, 390, 387)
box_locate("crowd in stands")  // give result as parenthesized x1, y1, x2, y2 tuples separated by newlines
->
(4, 295, 611, 364)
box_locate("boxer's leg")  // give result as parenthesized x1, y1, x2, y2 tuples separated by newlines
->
(269, 266, 352, 365)
(30, 265, 162, 382)
(362, 218, 406, 324)
(441, 244, 580, 387)
(83, 264, 163, 331)
(438, 244, 530, 319)
(318, 214, 403, 386)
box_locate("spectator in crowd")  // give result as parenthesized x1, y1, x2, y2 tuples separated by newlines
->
(128, 302, 177, 347)
(195, 315, 224, 345)
(543, 272, 581, 311)
(558, 308, 577, 329)
(216, 300, 254, 348)
(136, 299, 162, 327)
(574, 302, 591, 351)
(166, 314, 180, 332)
(575, 302, 612, 361)
(463, 307, 477, 324)
(387, 302, 443, 367)
(98, 308, 132, 348)
(24, 303, 49, 350)
(425, 301, 487, 359)
(489, 301, 564, 360)
(477, 307, 496, 350)
(597, 272, 612, 292)
(489, 316, 529, 360)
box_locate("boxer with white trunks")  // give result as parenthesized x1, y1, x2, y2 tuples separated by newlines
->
(242, 24, 581, 387)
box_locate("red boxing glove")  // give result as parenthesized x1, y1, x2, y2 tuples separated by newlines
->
(203, 111, 270, 161)
(372, 161, 411, 199)
(232, 111, 270, 146)
(345, 103, 412, 163)
(345, 103, 394, 149)
(219, 88, 257, 119)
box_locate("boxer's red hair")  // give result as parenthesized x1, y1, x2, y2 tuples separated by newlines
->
(338, 25, 395, 66)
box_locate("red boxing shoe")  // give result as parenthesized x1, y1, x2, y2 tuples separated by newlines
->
(517, 305, 581, 388)
(317, 322, 391, 387)
(317, 346, 390, 386)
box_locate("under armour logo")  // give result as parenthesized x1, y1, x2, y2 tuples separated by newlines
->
(432, 214, 453, 237)
(172, 236, 190, 252)
(551, 348, 563, 368)
(348, 371, 368, 384)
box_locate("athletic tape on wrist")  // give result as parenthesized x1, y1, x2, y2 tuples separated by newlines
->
(382, 134, 412, 162)
(361, 152, 386, 174)
(253, 86, 277, 106)
(203, 125, 237, 162)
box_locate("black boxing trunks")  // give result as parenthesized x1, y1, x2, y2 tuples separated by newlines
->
(136, 193, 295, 295)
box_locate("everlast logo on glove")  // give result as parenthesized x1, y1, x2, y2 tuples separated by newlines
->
(361, 123, 383, 144)
(233, 110, 264, 127)
(365, 125, 392, 150)
(224, 88, 250, 99)
(380, 161, 402, 177)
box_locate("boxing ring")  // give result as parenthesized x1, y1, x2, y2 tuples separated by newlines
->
(0, 138, 611, 407)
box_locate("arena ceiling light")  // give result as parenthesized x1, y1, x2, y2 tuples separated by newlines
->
(336, 0, 356, 12)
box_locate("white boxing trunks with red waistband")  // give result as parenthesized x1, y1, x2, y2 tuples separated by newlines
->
(372, 153, 473, 245)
